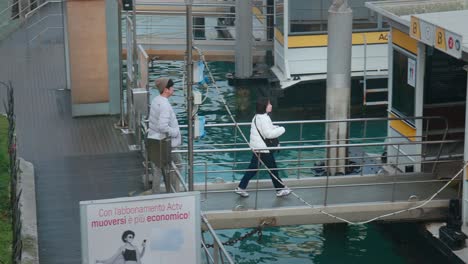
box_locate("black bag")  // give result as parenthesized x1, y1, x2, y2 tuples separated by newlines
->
(254, 117, 279, 153)
(264, 137, 279, 148)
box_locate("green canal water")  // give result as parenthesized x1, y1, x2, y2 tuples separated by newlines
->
(147, 61, 448, 263)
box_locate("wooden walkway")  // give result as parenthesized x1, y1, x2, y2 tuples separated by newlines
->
(0, 3, 144, 263)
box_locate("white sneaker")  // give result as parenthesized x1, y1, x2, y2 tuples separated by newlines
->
(276, 188, 291, 197)
(235, 187, 249, 197)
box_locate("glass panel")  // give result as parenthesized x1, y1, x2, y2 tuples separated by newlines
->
(351, 0, 378, 30)
(392, 49, 415, 118)
(287, 0, 390, 34)
(275, 0, 284, 36)
(289, 0, 326, 33)
(424, 47, 467, 104)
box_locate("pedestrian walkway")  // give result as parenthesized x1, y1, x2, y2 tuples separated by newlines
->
(0, 3, 144, 263)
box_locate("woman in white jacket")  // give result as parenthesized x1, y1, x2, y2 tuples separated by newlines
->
(235, 98, 291, 197)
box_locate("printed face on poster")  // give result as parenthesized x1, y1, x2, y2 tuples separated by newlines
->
(80, 192, 200, 264)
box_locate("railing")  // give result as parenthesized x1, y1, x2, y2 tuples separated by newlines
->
(143, 116, 463, 201)
(123, 0, 273, 47)
(201, 215, 235, 264)
(0, 0, 62, 42)
(138, 115, 463, 225)
(0, 0, 46, 25)
(179, 116, 448, 171)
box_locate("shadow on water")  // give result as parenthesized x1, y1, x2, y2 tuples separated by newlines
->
(375, 223, 451, 264)
(218, 223, 449, 264)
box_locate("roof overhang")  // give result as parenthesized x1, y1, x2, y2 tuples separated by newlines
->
(366, 0, 468, 61)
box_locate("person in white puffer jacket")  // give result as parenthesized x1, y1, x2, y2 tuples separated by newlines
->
(235, 97, 291, 198)
(148, 78, 181, 147)
(148, 78, 182, 192)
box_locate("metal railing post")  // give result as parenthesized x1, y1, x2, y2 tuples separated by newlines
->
(363, 33, 368, 106)
(144, 136, 149, 190)
(424, 119, 430, 159)
(232, 126, 238, 182)
(324, 146, 330, 206)
(186, 0, 195, 191)
(361, 119, 368, 176)
(201, 233, 214, 264)
(205, 161, 208, 200)
(297, 123, 303, 179)
(392, 144, 401, 202)
(118, 1, 125, 127)
(432, 118, 449, 174)
(255, 155, 260, 210)
(201, 215, 235, 264)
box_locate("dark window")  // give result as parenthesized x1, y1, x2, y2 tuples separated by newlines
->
(275, 1, 284, 36)
(289, 0, 326, 34)
(351, 3, 378, 31)
(424, 47, 467, 104)
(288, 0, 388, 34)
(392, 49, 415, 118)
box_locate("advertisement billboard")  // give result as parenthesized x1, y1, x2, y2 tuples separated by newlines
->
(80, 192, 201, 264)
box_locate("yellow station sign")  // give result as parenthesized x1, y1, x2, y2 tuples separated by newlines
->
(410, 15, 462, 59)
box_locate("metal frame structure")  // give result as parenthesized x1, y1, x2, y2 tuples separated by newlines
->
(141, 116, 462, 205)
(271, 0, 390, 88)
(366, 0, 468, 238)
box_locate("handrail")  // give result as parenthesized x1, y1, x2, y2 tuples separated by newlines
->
(25, 1, 63, 18)
(190, 157, 461, 175)
(0, 0, 41, 30)
(201, 215, 235, 264)
(0, 0, 24, 17)
(177, 116, 449, 128)
(124, 1, 271, 45)
(172, 161, 188, 192)
(3, 0, 42, 18)
(173, 139, 459, 154)
(188, 151, 453, 168)
(0, 0, 62, 27)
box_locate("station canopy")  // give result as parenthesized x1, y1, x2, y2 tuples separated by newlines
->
(366, 0, 468, 59)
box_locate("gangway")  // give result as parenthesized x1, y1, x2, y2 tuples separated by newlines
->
(198, 173, 456, 229)
(143, 117, 464, 230)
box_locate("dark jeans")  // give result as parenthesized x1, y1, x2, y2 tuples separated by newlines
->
(239, 152, 285, 190)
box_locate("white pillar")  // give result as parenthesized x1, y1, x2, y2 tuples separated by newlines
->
(414, 42, 426, 172)
(326, 0, 352, 175)
(235, 0, 253, 78)
(462, 65, 468, 233)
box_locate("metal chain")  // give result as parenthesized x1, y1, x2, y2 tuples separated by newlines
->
(203, 221, 268, 248)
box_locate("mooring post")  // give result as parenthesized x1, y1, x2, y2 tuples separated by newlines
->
(235, 0, 253, 78)
(326, 0, 352, 175)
